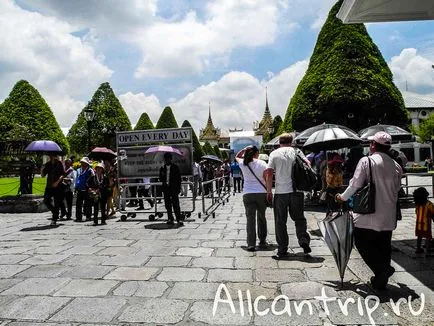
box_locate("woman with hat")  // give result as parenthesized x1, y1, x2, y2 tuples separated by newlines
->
(322, 152, 344, 210)
(87, 162, 109, 225)
(75, 157, 94, 222)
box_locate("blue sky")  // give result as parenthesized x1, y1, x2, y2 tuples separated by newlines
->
(1, 0, 434, 134)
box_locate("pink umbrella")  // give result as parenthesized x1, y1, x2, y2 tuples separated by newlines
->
(145, 145, 184, 156)
(88, 147, 116, 161)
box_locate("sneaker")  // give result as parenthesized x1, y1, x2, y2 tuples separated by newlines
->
(369, 276, 387, 291)
(74, 219, 83, 223)
(301, 243, 312, 254)
(50, 220, 57, 226)
(167, 220, 175, 225)
(272, 252, 289, 260)
(101, 221, 107, 225)
(257, 241, 269, 249)
(177, 221, 184, 227)
(246, 246, 256, 252)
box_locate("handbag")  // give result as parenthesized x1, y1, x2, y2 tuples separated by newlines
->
(246, 163, 273, 208)
(352, 157, 375, 214)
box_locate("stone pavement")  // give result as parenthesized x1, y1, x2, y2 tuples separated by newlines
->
(0, 192, 433, 325)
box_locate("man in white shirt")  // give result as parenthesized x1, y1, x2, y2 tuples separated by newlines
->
(193, 162, 202, 198)
(337, 131, 402, 290)
(265, 133, 311, 260)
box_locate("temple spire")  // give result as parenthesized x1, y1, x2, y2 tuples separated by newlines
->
(262, 87, 272, 121)
(205, 102, 215, 130)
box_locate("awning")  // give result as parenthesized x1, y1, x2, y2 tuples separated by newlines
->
(337, 0, 434, 23)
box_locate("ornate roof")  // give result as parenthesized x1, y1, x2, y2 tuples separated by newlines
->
(255, 88, 273, 135)
(199, 103, 220, 141)
(402, 91, 434, 109)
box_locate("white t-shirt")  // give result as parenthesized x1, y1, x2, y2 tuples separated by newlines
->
(237, 158, 268, 194)
(267, 146, 303, 194)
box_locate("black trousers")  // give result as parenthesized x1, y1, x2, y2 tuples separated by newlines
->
(138, 188, 153, 208)
(354, 227, 393, 282)
(92, 197, 108, 224)
(76, 190, 91, 221)
(43, 187, 63, 220)
(163, 189, 181, 221)
(60, 190, 73, 218)
(233, 177, 242, 193)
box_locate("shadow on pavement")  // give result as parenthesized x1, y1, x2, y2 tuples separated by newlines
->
(144, 222, 184, 230)
(21, 224, 61, 231)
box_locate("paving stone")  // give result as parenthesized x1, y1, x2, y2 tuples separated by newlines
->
(95, 239, 135, 247)
(189, 301, 252, 325)
(176, 247, 214, 257)
(14, 265, 68, 278)
(53, 279, 118, 297)
(50, 297, 126, 323)
(5, 323, 71, 326)
(61, 254, 109, 266)
(254, 269, 306, 283)
(62, 246, 103, 255)
(104, 267, 159, 280)
(20, 254, 70, 265)
(118, 299, 189, 324)
(225, 282, 279, 300)
(276, 256, 324, 269)
(305, 267, 358, 282)
(66, 239, 104, 247)
(145, 256, 192, 267)
(113, 281, 168, 297)
(0, 296, 70, 320)
(254, 299, 323, 325)
(168, 282, 221, 300)
(191, 257, 234, 268)
(189, 233, 221, 240)
(59, 265, 113, 279)
(0, 279, 22, 293)
(1, 277, 70, 295)
(0, 255, 31, 264)
(390, 271, 434, 286)
(94, 246, 139, 256)
(31, 246, 73, 255)
(135, 246, 176, 256)
(201, 240, 234, 248)
(157, 267, 206, 281)
(215, 248, 254, 257)
(235, 257, 278, 269)
(281, 281, 338, 300)
(207, 269, 253, 282)
(0, 265, 30, 278)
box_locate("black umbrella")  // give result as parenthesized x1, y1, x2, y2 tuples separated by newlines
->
(202, 155, 223, 163)
(303, 127, 362, 152)
(294, 123, 358, 146)
(359, 124, 414, 142)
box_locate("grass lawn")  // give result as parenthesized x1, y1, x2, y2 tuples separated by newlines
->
(0, 177, 46, 196)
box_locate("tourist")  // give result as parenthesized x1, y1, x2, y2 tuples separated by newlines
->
(87, 162, 109, 225)
(41, 155, 65, 226)
(74, 157, 94, 222)
(265, 133, 311, 260)
(336, 131, 402, 290)
(236, 145, 269, 251)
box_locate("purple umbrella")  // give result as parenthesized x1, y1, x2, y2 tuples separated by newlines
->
(145, 145, 184, 156)
(25, 140, 62, 153)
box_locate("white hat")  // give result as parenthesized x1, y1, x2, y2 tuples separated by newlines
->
(368, 131, 392, 146)
(96, 162, 105, 170)
(80, 157, 91, 165)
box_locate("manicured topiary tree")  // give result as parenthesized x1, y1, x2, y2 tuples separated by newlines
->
(270, 115, 283, 139)
(0, 80, 69, 152)
(134, 112, 154, 130)
(203, 142, 215, 155)
(68, 82, 132, 153)
(155, 106, 178, 129)
(281, 0, 409, 133)
(181, 120, 205, 162)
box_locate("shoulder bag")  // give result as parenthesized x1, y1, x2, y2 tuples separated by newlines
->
(352, 157, 375, 214)
(246, 163, 273, 208)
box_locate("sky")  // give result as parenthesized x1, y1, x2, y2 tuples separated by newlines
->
(1, 0, 434, 135)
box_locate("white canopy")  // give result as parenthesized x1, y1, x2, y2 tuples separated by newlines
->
(337, 0, 434, 23)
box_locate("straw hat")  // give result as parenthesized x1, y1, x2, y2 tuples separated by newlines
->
(80, 157, 91, 165)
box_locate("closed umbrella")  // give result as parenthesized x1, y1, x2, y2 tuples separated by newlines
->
(25, 140, 62, 153)
(303, 127, 362, 152)
(318, 210, 354, 286)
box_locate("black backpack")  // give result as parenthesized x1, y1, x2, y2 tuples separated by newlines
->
(292, 150, 318, 191)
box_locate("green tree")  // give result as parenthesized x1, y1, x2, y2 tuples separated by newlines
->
(221, 150, 229, 161)
(134, 112, 154, 130)
(67, 82, 132, 153)
(203, 142, 215, 155)
(0, 80, 69, 152)
(281, 0, 409, 133)
(417, 114, 434, 142)
(181, 120, 205, 162)
(155, 106, 178, 129)
(270, 115, 283, 138)
(213, 145, 222, 159)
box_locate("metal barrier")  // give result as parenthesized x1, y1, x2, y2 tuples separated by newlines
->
(401, 173, 434, 200)
(198, 176, 232, 220)
(118, 180, 195, 221)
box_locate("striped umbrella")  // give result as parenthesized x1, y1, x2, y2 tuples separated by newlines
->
(303, 127, 361, 152)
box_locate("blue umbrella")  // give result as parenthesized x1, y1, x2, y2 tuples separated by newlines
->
(25, 140, 62, 153)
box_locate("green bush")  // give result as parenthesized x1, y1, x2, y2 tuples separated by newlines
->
(404, 167, 428, 173)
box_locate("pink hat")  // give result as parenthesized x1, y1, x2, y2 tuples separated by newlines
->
(328, 153, 344, 165)
(368, 131, 392, 145)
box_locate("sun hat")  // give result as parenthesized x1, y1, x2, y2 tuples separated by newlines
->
(368, 131, 392, 146)
(80, 157, 91, 165)
(95, 162, 105, 170)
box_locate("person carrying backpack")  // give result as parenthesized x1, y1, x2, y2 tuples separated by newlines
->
(265, 133, 312, 260)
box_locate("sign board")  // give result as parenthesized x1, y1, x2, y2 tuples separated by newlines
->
(116, 128, 193, 178)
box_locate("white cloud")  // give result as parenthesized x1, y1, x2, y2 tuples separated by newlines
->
(170, 59, 309, 132)
(0, 0, 112, 128)
(118, 92, 162, 126)
(389, 48, 434, 92)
